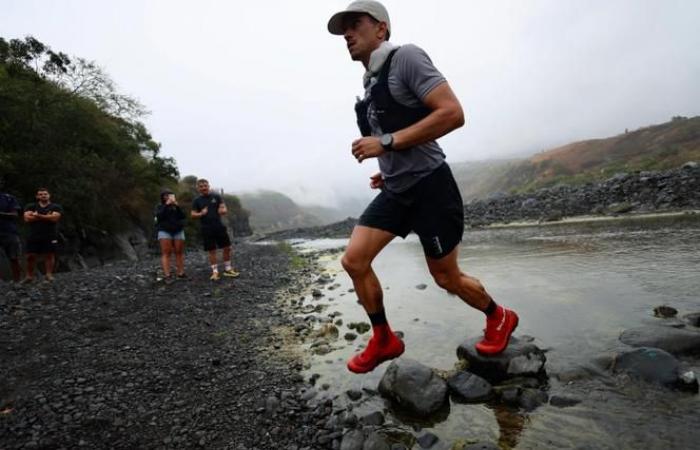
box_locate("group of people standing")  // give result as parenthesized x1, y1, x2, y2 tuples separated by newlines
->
(0, 179, 239, 284)
(0, 187, 63, 283)
(154, 178, 239, 283)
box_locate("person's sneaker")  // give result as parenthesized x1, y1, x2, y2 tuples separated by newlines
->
(20, 277, 34, 285)
(347, 330, 405, 374)
(164, 276, 175, 285)
(176, 273, 187, 279)
(45, 274, 55, 282)
(222, 269, 240, 278)
(475, 306, 519, 355)
(210, 272, 220, 281)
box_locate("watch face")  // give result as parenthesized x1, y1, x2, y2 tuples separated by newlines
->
(381, 134, 393, 147)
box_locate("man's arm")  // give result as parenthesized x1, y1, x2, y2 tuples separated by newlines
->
(40, 211, 62, 222)
(351, 82, 464, 162)
(392, 81, 464, 150)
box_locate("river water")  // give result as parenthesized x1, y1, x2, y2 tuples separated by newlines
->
(291, 214, 700, 449)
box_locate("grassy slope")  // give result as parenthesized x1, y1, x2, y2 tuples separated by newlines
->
(453, 116, 700, 200)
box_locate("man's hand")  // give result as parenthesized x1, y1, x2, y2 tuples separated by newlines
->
(351, 137, 385, 163)
(369, 172, 384, 189)
(23, 211, 37, 222)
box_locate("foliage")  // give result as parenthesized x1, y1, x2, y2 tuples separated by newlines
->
(0, 36, 178, 236)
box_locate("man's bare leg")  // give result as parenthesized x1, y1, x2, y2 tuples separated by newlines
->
(427, 246, 519, 355)
(341, 226, 405, 373)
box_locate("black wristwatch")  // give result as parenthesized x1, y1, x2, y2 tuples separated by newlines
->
(380, 133, 394, 151)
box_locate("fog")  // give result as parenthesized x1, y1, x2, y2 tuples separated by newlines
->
(3, 0, 699, 208)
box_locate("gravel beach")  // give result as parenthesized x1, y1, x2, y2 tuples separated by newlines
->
(0, 243, 337, 449)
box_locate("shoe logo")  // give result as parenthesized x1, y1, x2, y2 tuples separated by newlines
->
(496, 310, 507, 331)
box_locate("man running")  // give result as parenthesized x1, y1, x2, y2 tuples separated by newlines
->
(191, 179, 239, 281)
(23, 188, 62, 283)
(327, 1, 519, 373)
(0, 189, 23, 282)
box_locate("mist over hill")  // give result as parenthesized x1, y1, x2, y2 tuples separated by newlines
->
(238, 190, 365, 233)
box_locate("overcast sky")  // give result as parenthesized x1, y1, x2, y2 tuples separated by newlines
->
(3, 0, 699, 207)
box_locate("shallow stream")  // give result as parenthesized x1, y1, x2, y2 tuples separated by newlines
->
(292, 214, 700, 449)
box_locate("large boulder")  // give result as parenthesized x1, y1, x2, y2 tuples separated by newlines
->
(456, 336, 546, 382)
(619, 326, 700, 356)
(612, 347, 680, 387)
(378, 358, 448, 417)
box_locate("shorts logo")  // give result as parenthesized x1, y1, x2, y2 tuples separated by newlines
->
(431, 236, 443, 256)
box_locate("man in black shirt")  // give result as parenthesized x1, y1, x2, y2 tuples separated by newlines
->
(0, 190, 23, 282)
(23, 188, 62, 283)
(191, 179, 239, 281)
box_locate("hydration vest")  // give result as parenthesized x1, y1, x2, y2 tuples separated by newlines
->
(355, 48, 432, 137)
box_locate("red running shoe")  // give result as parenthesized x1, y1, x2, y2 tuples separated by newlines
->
(347, 328, 405, 374)
(475, 306, 519, 355)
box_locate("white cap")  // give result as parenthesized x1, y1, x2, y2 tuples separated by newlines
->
(327, 0, 391, 36)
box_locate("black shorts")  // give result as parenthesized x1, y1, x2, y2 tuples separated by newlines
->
(0, 233, 21, 259)
(359, 163, 464, 259)
(201, 227, 231, 251)
(26, 237, 58, 255)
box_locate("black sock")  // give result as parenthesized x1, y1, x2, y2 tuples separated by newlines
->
(368, 310, 388, 327)
(483, 300, 498, 316)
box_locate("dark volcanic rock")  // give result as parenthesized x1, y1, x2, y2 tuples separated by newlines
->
(378, 358, 448, 417)
(0, 243, 335, 449)
(619, 326, 700, 355)
(463, 162, 700, 227)
(612, 347, 680, 387)
(456, 336, 547, 382)
(447, 371, 493, 403)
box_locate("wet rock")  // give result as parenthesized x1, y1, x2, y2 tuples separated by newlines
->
(346, 389, 363, 401)
(678, 370, 699, 393)
(345, 332, 358, 341)
(312, 289, 324, 298)
(415, 284, 427, 290)
(447, 371, 493, 402)
(416, 432, 439, 448)
(378, 358, 448, 417)
(348, 322, 371, 334)
(315, 324, 340, 340)
(619, 326, 700, 355)
(612, 347, 680, 387)
(363, 432, 390, 450)
(340, 429, 364, 450)
(653, 305, 678, 318)
(683, 312, 700, 327)
(518, 388, 549, 411)
(549, 394, 582, 407)
(456, 336, 547, 382)
(360, 411, 385, 426)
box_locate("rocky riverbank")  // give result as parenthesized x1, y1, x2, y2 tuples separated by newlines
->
(463, 162, 700, 227)
(0, 243, 340, 449)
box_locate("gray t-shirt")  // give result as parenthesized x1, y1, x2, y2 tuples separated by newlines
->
(364, 44, 447, 193)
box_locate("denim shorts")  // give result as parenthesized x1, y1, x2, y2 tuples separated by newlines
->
(158, 230, 186, 241)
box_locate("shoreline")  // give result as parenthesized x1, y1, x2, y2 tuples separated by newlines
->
(480, 208, 700, 229)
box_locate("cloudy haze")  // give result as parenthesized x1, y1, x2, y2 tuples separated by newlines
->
(3, 0, 699, 207)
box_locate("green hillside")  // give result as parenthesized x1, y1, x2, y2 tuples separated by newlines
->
(453, 116, 700, 200)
